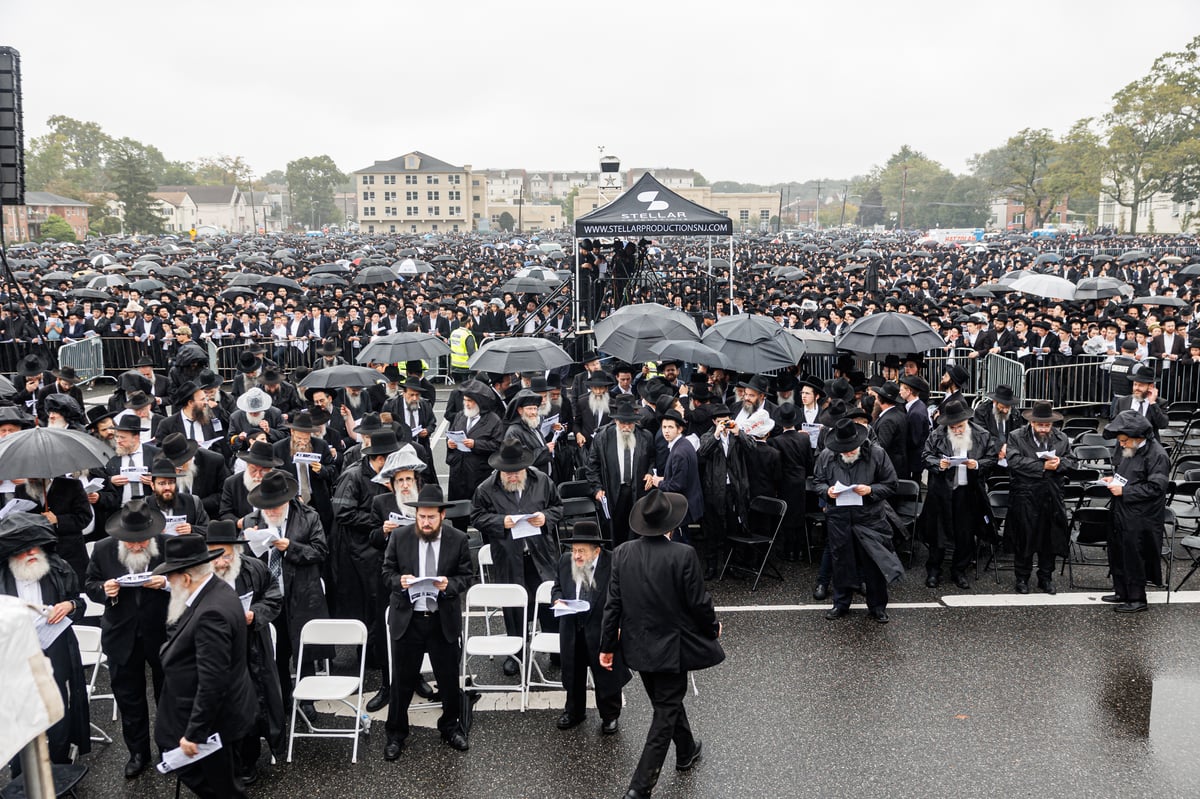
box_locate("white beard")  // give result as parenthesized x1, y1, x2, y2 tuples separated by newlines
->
(571, 560, 597, 590)
(1121, 446, 1136, 459)
(992, 409, 1009, 427)
(166, 587, 190, 625)
(947, 427, 974, 453)
(503, 471, 528, 495)
(242, 469, 262, 492)
(175, 461, 198, 495)
(395, 486, 419, 516)
(463, 404, 480, 420)
(345, 392, 363, 411)
(215, 550, 242, 586)
(587, 393, 610, 416)
(386, 385, 402, 400)
(777, 395, 795, 406)
(618, 430, 635, 451)
(247, 411, 264, 425)
(9, 552, 50, 583)
(540, 397, 552, 416)
(24, 479, 45, 506)
(47, 416, 68, 429)
(522, 415, 539, 429)
(117, 539, 159, 574)
(839, 450, 862, 466)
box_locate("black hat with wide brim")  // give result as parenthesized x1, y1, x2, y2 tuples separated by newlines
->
(159, 433, 199, 467)
(936, 400, 973, 427)
(151, 533, 222, 576)
(824, 418, 871, 453)
(986, 384, 1017, 405)
(410, 484, 453, 509)
(628, 489, 689, 536)
(1022, 401, 1063, 423)
(559, 520, 608, 546)
(246, 469, 299, 509)
(105, 499, 166, 542)
(0, 512, 57, 559)
(236, 440, 284, 468)
(488, 437, 537, 471)
(205, 520, 246, 545)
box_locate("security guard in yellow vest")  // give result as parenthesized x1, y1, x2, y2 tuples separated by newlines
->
(449, 317, 477, 383)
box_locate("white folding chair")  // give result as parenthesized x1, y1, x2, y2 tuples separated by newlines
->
(73, 625, 114, 743)
(525, 581, 561, 699)
(461, 583, 527, 710)
(477, 544, 493, 583)
(286, 618, 369, 764)
(383, 607, 440, 712)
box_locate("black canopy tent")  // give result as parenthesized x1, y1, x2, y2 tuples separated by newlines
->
(572, 172, 734, 329)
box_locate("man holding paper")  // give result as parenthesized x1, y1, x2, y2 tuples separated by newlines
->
(813, 418, 904, 623)
(504, 390, 555, 475)
(551, 521, 630, 735)
(381, 485, 473, 760)
(146, 457, 210, 537)
(471, 437, 564, 677)
(1100, 410, 1170, 613)
(84, 500, 170, 779)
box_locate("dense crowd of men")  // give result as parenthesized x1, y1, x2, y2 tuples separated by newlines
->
(0, 227, 1192, 796)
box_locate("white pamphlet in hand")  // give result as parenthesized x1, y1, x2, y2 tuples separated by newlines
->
(0, 498, 37, 520)
(946, 456, 970, 466)
(554, 599, 590, 617)
(1035, 450, 1058, 460)
(1111, 473, 1128, 487)
(157, 733, 223, 774)
(117, 571, 155, 587)
(600, 495, 611, 519)
(831, 481, 863, 507)
(163, 514, 187, 536)
(510, 513, 542, 539)
(82, 477, 105, 493)
(32, 610, 73, 650)
(200, 437, 223, 451)
(244, 527, 281, 557)
(802, 423, 822, 448)
(239, 592, 254, 613)
(407, 576, 440, 605)
(446, 430, 471, 451)
(539, 414, 560, 438)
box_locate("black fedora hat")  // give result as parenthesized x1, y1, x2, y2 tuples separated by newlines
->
(512, 390, 542, 409)
(0, 404, 34, 430)
(579, 349, 601, 364)
(0, 512, 56, 559)
(104, 499, 166, 542)
(246, 469, 299, 509)
(355, 412, 399, 436)
(15, 353, 46, 379)
(284, 410, 320, 434)
(628, 489, 689, 536)
(986, 384, 1017, 405)
(237, 351, 263, 373)
(172, 380, 202, 408)
(936, 400, 973, 427)
(52, 365, 78, 383)
(776, 403, 798, 427)
(148, 456, 180, 479)
(151, 533, 222, 576)
(317, 338, 341, 356)
(488, 436, 537, 471)
(585, 371, 615, 388)
(610, 399, 642, 423)
(125, 390, 153, 410)
(1022, 401, 1063, 423)
(205, 519, 245, 545)
(872, 381, 902, 405)
(898, 374, 929, 395)
(559, 520, 607, 546)
(824, 418, 870, 453)
(159, 432, 199, 467)
(736, 374, 771, 395)
(799, 376, 825, 397)
(825, 377, 855, 404)
(943, 364, 970, 389)
(1129, 364, 1158, 385)
(236, 439, 284, 468)
(114, 414, 144, 433)
(362, 429, 400, 457)
(85, 405, 118, 429)
(196, 369, 223, 391)
(259, 367, 283, 386)
(411, 484, 453, 510)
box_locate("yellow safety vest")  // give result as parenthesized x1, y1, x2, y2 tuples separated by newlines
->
(449, 327, 474, 369)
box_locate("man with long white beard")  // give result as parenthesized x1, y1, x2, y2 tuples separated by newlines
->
(84, 501, 170, 778)
(814, 418, 903, 623)
(11, 470, 92, 583)
(472, 437, 565, 677)
(153, 534, 256, 799)
(446, 389, 504, 529)
(146, 457, 211, 537)
(971, 384, 1024, 461)
(1100, 410, 1170, 613)
(504, 391, 554, 474)
(919, 401, 999, 590)
(208, 521, 285, 784)
(574, 371, 615, 449)
(229, 386, 285, 444)
(220, 440, 282, 525)
(551, 521, 630, 735)
(0, 513, 91, 767)
(587, 400, 654, 548)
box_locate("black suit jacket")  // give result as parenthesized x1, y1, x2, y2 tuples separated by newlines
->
(1110, 395, 1169, 437)
(187, 447, 232, 518)
(83, 536, 169, 666)
(155, 577, 257, 748)
(551, 550, 631, 696)
(871, 406, 909, 478)
(381, 523, 472, 644)
(905, 399, 931, 478)
(585, 424, 654, 500)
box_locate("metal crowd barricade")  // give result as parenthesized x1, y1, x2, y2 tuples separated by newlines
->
(99, 336, 149, 377)
(1023, 354, 1125, 412)
(56, 335, 104, 386)
(980, 354, 1026, 406)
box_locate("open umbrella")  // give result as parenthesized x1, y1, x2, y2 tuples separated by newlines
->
(999, 269, 1033, 284)
(835, 312, 944, 356)
(1159, 255, 1184, 265)
(65, 288, 115, 302)
(355, 266, 400, 286)
(648, 340, 731, 369)
(149, 265, 190, 278)
(783, 328, 839, 356)
(467, 337, 572, 373)
(128, 278, 166, 293)
(500, 277, 552, 294)
(593, 303, 699, 363)
(304, 274, 348, 287)
(0, 427, 114, 480)
(1007, 274, 1077, 300)
(701, 314, 808, 371)
(297, 365, 384, 390)
(1130, 295, 1188, 308)
(41, 271, 75, 282)
(1034, 253, 1062, 264)
(258, 276, 303, 291)
(1117, 250, 1151, 263)
(227, 273, 265, 287)
(1074, 276, 1132, 300)
(355, 331, 450, 365)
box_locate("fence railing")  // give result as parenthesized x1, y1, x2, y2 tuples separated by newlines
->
(57, 336, 104, 386)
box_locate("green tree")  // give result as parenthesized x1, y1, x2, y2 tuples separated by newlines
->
(1048, 119, 1103, 221)
(855, 183, 886, 227)
(38, 214, 76, 243)
(108, 139, 164, 234)
(970, 128, 1059, 230)
(497, 211, 515, 232)
(260, 169, 287, 187)
(45, 115, 113, 191)
(195, 154, 254, 186)
(286, 155, 345, 230)
(560, 186, 579, 225)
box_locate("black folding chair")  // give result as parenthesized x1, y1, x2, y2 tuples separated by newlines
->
(983, 490, 1010, 583)
(1065, 506, 1111, 589)
(891, 479, 922, 567)
(719, 496, 787, 591)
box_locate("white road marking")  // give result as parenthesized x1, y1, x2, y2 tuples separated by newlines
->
(715, 602, 942, 612)
(712, 590, 1200, 612)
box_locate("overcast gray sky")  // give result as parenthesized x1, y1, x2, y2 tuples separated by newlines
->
(8, 1, 1199, 184)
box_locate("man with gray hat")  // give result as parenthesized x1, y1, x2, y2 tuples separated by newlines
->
(84, 500, 170, 779)
(229, 386, 285, 444)
(1100, 410, 1170, 613)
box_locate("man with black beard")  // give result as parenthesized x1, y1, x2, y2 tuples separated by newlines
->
(208, 521, 285, 784)
(971, 384, 1023, 461)
(0, 513, 91, 766)
(505, 391, 554, 475)
(919, 401, 998, 590)
(146, 457, 211, 537)
(156, 381, 218, 449)
(219, 441, 282, 525)
(158, 432, 229, 519)
(814, 418, 903, 623)
(84, 501, 170, 779)
(381, 485, 473, 760)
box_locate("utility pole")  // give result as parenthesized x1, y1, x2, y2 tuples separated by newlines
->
(814, 180, 823, 231)
(839, 184, 849, 227)
(899, 164, 909, 230)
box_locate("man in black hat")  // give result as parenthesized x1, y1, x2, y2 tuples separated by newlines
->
(768, 404, 814, 562)
(258, 367, 303, 417)
(446, 387, 504, 528)
(106, 414, 161, 506)
(586, 399, 654, 548)
(938, 363, 969, 412)
(83, 500, 170, 778)
(1099, 411, 1170, 613)
(567, 350, 604, 419)
(154, 533, 257, 798)
(146, 456, 211, 537)
(311, 337, 346, 371)
(552, 520, 631, 735)
(208, 520, 285, 782)
(157, 381, 222, 456)
(898, 374, 931, 482)
(471, 436, 565, 676)
(0, 512, 91, 767)
(273, 410, 337, 529)
(117, 390, 165, 442)
(242, 470, 331, 713)
(1109, 363, 1169, 439)
(918, 401, 999, 590)
(647, 409, 704, 538)
(869, 381, 909, 478)
(734, 374, 778, 429)
(386, 377, 437, 448)
(971, 384, 1024, 459)
(798, 376, 825, 428)
(696, 404, 754, 579)
(382, 484, 473, 760)
(599, 490, 723, 799)
(814, 418, 904, 622)
(574, 370, 616, 449)
(1005, 402, 1076, 595)
(504, 390, 555, 475)
(220, 440, 284, 524)
(159, 431, 229, 519)
(35, 364, 84, 425)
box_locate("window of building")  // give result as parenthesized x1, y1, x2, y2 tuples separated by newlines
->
(718, 210, 728, 217)
(473, 195, 481, 202)
(427, 176, 439, 184)
(448, 175, 461, 185)
(406, 206, 418, 216)
(362, 206, 376, 216)
(406, 191, 418, 201)
(428, 206, 440, 216)
(427, 191, 439, 201)
(368, 225, 375, 233)
(405, 175, 418, 185)
(431, 224, 438, 231)
(383, 175, 396, 185)
(389, 224, 396, 232)
(385, 207, 397, 216)
(449, 190, 462, 201)
(452, 224, 460, 231)
(405, 155, 420, 170)
(449, 206, 461, 216)
(760, 209, 770, 221)
(472, 179, 480, 187)
(383, 191, 395, 201)
(411, 225, 417, 233)
(362, 175, 374, 185)
(739, 210, 750, 222)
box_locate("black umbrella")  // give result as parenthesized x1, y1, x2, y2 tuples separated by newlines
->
(467, 337, 572, 372)
(649, 339, 731, 369)
(1130, 295, 1188, 308)
(258, 276, 303, 291)
(149, 265, 190, 278)
(1075, 277, 1131, 300)
(297, 365, 384, 390)
(42, 271, 74, 282)
(355, 332, 450, 365)
(227, 273, 265, 287)
(0, 427, 114, 480)
(304, 274, 348, 287)
(836, 312, 945, 355)
(219, 287, 258, 301)
(128, 278, 166, 292)
(65, 288, 114, 301)
(311, 263, 352, 275)
(500, 277, 552, 294)
(700, 314, 807, 372)
(431, 254, 457, 263)
(594, 308, 700, 364)
(355, 266, 400, 286)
